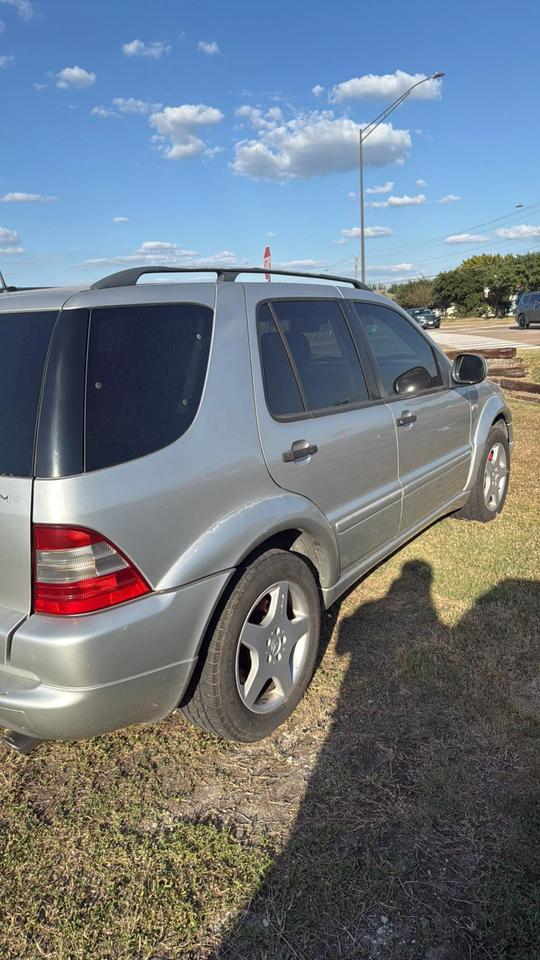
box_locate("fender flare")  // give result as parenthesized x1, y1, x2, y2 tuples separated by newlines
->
(464, 394, 512, 492)
(157, 492, 340, 592)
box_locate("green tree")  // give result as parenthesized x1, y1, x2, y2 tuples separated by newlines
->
(387, 278, 434, 309)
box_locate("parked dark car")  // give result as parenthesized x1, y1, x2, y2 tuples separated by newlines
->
(516, 292, 540, 328)
(407, 308, 440, 329)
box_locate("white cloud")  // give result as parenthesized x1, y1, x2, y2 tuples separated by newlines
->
(366, 181, 394, 195)
(33, 81, 47, 91)
(83, 244, 242, 268)
(0, 225, 19, 242)
(311, 84, 324, 97)
(235, 104, 283, 129)
(340, 226, 394, 240)
(267, 231, 275, 239)
(446, 233, 489, 243)
(0, 19, 5, 31)
(113, 216, 129, 223)
(347, 191, 356, 198)
(91, 105, 119, 118)
(113, 97, 162, 114)
(56, 66, 96, 89)
(368, 262, 416, 274)
(277, 259, 326, 269)
(0, 224, 24, 254)
(122, 39, 171, 59)
(438, 193, 460, 203)
(0, 0, 33, 20)
(416, 178, 427, 187)
(371, 193, 426, 209)
(197, 40, 219, 55)
(495, 224, 540, 240)
(0, 54, 14, 68)
(149, 103, 224, 160)
(232, 111, 411, 181)
(1, 192, 56, 202)
(330, 69, 442, 103)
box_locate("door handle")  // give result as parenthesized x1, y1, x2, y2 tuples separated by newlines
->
(396, 411, 417, 427)
(282, 441, 318, 463)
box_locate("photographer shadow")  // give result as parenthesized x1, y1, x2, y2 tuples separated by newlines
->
(215, 560, 539, 960)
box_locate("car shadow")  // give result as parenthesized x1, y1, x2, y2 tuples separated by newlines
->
(212, 561, 539, 960)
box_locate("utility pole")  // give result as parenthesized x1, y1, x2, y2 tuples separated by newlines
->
(353, 255, 359, 282)
(357, 71, 445, 285)
(359, 130, 365, 285)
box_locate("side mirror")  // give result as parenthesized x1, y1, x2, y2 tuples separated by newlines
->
(452, 353, 487, 385)
(394, 366, 432, 395)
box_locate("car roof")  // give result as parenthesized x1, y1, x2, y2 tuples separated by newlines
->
(0, 279, 392, 313)
(0, 285, 88, 313)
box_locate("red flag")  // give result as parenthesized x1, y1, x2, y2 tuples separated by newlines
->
(263, 245, 271, 282)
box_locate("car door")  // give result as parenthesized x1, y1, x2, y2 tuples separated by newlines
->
(531, 293, 540, 324)
(348, 300, 472, 534)
(245, 288, 401, 571)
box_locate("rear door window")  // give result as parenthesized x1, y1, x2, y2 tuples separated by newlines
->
(85, 302, 213, 470)
(258, 299, 370, 416)
(0, 311, 56, 477)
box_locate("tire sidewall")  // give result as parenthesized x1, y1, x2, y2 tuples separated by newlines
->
(478, 425, 510, 520)
(212, 551, 321, 741)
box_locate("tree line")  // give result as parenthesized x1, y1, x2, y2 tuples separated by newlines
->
(387, 252, 540, 316)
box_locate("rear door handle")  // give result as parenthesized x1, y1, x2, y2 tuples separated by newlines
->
(396, 411, 417, 427)
(282, 440, 318, 463)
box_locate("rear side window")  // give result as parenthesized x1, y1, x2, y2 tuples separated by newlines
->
(258, 300, 369, 417)
(0, 311, 56, 477)
(350, 302, 443, 397)
(85, 303, 213, 470)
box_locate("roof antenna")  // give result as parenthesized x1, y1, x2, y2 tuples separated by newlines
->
(0, 267, 8, 293)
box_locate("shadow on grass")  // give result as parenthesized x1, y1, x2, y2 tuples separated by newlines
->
(214, 561, 540, 960)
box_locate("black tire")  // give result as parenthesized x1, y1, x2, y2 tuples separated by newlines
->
(455, 422, 510, 522)
(181, 549, 321, 742)
(518, 314, 528, 329)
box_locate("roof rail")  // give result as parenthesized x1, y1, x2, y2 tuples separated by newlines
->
(90, 265, 369, 291)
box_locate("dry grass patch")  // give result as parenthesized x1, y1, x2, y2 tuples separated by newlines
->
(1, 398, 539, 960)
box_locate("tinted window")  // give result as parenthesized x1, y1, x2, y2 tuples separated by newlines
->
(351, 302, 443, 397)
(0, 311, 56, 477)
(258, 304, 305, 417)
(269, 300, 369, 412)
(86, 303, 213, 470)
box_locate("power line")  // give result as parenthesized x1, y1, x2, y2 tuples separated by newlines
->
(365, 200, 540, 261)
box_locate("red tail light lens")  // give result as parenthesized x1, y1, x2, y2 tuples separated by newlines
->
(33, 525, 151, 615)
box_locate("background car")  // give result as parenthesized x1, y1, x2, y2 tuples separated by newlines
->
(407, 307, 441, 329)
(516, 292, 540, 328)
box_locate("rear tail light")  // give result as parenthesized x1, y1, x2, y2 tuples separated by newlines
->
(33, 525, 151, 615)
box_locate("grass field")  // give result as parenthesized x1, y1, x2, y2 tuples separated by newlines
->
(518, 353, 540, 384)
(1, 399, 538, 960)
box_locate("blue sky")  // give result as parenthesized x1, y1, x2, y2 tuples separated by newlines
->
(1, 0, 539, 288)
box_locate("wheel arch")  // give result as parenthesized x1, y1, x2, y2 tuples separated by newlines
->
(158, 492, 340, 593)
(464, 395, 512, 492)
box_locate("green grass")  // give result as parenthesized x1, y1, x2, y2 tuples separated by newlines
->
(518, 352, 540, 383)
(1, 398, 539, 960)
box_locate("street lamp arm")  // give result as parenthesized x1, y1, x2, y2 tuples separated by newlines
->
(361, 73, 443, 142)
(356, 71, 444, 285)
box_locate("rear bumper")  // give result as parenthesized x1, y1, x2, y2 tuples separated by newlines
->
(0, 569, 232, 741)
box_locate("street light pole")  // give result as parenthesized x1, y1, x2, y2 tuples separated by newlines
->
(358, 71, 445, 285)
(359, 130, 366, 285)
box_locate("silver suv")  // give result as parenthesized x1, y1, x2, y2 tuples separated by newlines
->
(0, 266, 512, 751)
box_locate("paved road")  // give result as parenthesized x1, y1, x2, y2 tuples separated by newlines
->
(430, 322, 540, 351)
